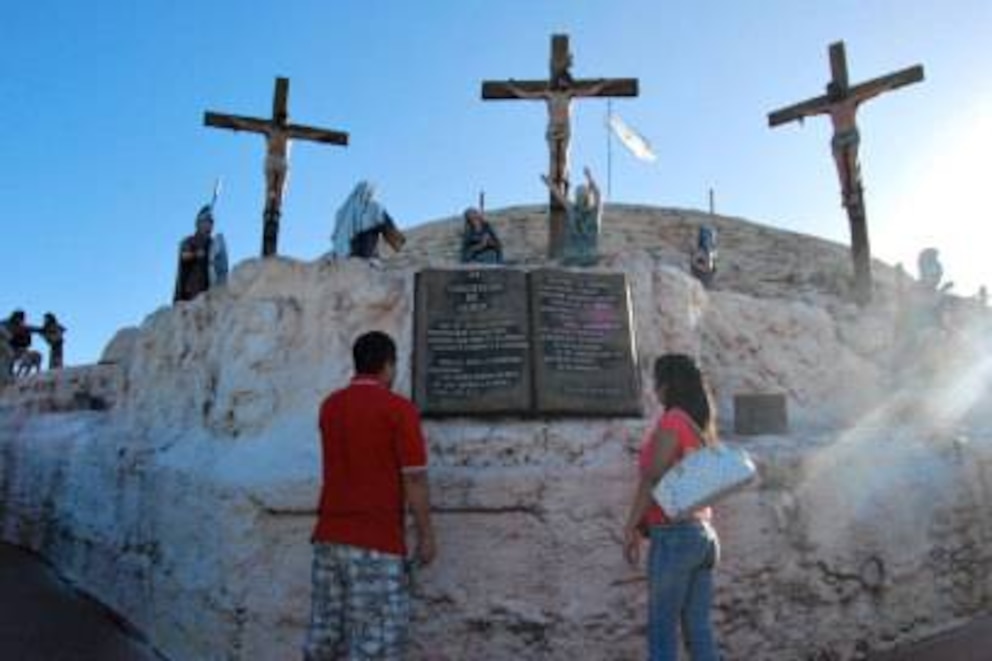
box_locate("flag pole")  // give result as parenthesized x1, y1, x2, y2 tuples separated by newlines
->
(606, 100, 613, 201)
(210, 177, 223, 209)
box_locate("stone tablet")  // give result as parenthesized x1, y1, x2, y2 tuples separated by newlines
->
(530, 269, 640, 416)
(414, 269, 531, 415)
(734, 393, 789, 435)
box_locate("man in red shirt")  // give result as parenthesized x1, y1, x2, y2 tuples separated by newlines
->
(304, 331, 436, 660)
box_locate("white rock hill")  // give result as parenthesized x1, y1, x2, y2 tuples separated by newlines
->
(1, 205, 991, 660)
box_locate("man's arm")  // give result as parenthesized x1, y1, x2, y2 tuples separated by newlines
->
(576, 79, 608, 97)
(768, 95, 833, 127)
(505, 81, 549, 101)
(403, 470, 436, 566)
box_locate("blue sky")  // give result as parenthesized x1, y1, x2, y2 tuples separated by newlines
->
(2, 1, 990, 364)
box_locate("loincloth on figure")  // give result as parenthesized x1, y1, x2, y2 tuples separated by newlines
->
(264, 154, 289, 179)
(831, 127, 860, 154)
(546, 124, 571, 144)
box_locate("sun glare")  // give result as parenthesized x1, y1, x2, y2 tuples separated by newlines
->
(877, 100, 992, 295)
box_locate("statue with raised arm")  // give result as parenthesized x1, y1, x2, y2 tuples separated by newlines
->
(542, 166, 603, 266)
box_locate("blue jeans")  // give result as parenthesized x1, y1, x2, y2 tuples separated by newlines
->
(647, 521, 720, 661)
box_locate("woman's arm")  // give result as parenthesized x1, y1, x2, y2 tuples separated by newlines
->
(622, 426, 679, 565)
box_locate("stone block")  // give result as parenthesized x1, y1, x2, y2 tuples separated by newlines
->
(734, 393, 788, 435)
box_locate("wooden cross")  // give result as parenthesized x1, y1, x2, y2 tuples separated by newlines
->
(482, 34, 638, 258)
(768, 41, 923, 304)
(204, 77, 349, 257)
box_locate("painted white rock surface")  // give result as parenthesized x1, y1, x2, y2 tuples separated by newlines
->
(2, 206, 991, 660)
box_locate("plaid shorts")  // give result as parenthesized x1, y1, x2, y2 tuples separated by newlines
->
(303, 543, 411, 660)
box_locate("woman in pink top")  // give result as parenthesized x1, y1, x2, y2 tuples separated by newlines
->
(623, 354, 721, 661)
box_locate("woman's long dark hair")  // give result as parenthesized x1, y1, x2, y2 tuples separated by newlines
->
(653, 354, 716, 442)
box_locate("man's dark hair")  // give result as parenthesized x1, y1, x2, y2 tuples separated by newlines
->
(353, 331, 397, 375)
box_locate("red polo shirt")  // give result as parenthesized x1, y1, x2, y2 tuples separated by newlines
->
(312, 376, 428, 556)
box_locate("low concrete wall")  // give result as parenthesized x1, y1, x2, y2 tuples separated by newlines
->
(2, 383, 991, 659)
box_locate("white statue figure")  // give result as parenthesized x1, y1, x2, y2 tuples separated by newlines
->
(331, 181, 406, 259)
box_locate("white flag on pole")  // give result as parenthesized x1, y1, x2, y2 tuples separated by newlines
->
(608, 112, 657, 162)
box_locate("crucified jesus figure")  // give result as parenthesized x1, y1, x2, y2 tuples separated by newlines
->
(263, 129, 291, 220)
(769, 42, 923, 212)
(204, 77, 349, 256)
(481, 34, 639, 259)
(818, 82, 886, 207)
(768, 41, 924, 304)
(506, 76, 608, 190)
